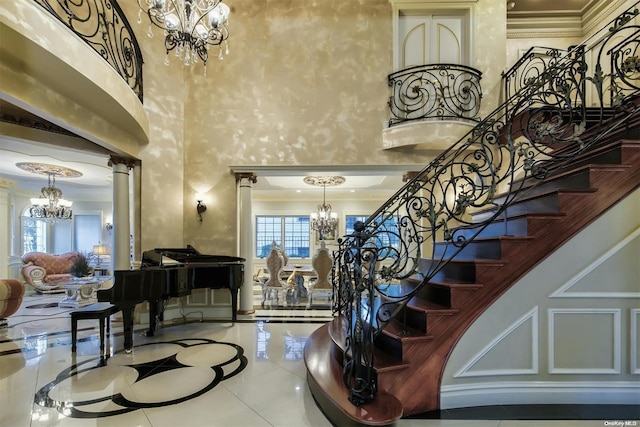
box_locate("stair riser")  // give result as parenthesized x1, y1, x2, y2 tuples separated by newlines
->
(451, 217, 530, 239)
(434, 239, 503, 260)
(431, 263, 477, 283)
(417, 284, 451, 308)
(376, 333, 404, 361)
(515, 169, 593, 199)
(471, 193, 560, 222)
(544, 146, 623, 174)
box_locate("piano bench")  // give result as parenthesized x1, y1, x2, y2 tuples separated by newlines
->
(71, 302, 120, 356)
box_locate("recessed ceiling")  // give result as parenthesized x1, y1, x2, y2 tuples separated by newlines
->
(0, 137, 112, 199)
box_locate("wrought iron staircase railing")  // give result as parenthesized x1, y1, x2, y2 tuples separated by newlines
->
(387, 63, 483, 127)
(335, 2, 640, 407)
(32, 0, 144, 101)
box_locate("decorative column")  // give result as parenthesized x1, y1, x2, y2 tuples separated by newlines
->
(109, 156, 135, 271)
(236, 172, 257, 314)
(0, 179, 14, 278)
(132, 162, 142, 268)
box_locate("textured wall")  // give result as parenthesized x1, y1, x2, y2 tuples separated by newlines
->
(120, 2, 188, 252)
(115, 0, 509, 256)
(180, 0, 423, 255)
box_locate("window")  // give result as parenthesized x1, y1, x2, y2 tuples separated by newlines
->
(74, 214, 101, 254)
(256, 216, 310, 258)
(23, 217, 47, 253)
(345, 214, 401, 256)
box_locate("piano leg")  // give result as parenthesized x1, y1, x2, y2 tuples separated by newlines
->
(147, 299, 163, 337)
(230, 288, 238, 322)
(121, 305, 135, 353)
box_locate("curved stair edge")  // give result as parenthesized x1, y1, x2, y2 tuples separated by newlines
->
(304, 323, 403, 427)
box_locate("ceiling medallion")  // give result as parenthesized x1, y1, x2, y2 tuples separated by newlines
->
(15, 162, 83, 178)
(303, 176, 346, 187)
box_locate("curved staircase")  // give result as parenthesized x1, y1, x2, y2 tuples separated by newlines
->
(304, 5, 640, 423)
(305, 134, 640, 425)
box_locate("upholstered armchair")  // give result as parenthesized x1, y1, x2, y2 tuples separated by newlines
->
(261, 242, 296, 306)
(307, 241, 334, 308)
(21, 252, 80, 293)
(0, 279, 25, 327)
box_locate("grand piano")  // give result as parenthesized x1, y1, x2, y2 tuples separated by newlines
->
(97, 246, 244, 352)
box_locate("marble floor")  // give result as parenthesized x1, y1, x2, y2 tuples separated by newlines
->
(0, 292, 636, 427)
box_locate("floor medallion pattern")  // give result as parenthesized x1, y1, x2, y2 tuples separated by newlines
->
(33, 338, 247, 419)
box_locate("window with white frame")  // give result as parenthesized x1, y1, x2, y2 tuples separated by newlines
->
(22, 217, 47, 254)
(256, 215, 310, 258)
(345, 214, 401, 255)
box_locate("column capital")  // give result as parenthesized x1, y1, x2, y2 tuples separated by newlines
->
(234, 172, 257, 184)
(108, 155, 137, 169)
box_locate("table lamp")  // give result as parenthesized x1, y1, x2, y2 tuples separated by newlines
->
(92, 244, 110, 268)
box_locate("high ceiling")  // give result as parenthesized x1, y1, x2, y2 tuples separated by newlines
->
(0, 0, 612, 201)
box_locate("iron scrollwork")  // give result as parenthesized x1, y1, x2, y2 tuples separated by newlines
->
(387, 63, 483, 127)
(32, 0, 144, 101)
(339, 4, 640, 406)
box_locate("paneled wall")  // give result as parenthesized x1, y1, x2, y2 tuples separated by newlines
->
(442, 189, 640, 407)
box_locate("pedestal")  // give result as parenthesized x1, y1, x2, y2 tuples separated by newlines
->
(58, 280, 103, 309)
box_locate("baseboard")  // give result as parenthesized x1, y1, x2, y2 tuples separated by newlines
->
(441, 381, 640, 409)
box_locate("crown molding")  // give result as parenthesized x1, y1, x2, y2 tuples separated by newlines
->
(582, 0, 628, 35)
(507, 0, 629, 39)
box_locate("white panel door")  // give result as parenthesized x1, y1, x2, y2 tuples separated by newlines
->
(398, 14, 466, 69)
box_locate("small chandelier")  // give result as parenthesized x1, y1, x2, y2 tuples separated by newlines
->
(304, 176, 345, 239)
(137, 0, 231, 75)
(16, 162, 82, 223)
(29, 172, 73, 222)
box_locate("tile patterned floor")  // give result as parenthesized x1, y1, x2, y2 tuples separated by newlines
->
(1, 292, 638, 427)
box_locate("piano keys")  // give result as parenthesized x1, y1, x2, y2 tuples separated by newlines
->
(97, 246, 244, 352)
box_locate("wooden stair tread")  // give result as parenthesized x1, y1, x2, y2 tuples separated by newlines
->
(381, 319, 433, 342)
(305, 323, 404, 426)
(406, 297, 457, 315)
(429, 280, 484, 290)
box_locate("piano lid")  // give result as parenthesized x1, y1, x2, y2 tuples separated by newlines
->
(142, 245, 245, 267)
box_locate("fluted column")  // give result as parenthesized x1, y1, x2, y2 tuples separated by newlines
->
(236, 173, 257, 314)
(109, 156, 135, 271)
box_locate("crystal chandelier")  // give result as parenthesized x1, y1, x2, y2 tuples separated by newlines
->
(29, 172, 73, 222)
(137, 0, 231, 74)
(304, 176, 345, 239)
(16, 162, 81, 223)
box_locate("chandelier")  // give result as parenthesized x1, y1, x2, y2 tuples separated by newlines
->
(304, 176, 345, 239)
(16, 163, 81, 223)
(29, 172, 73, 222)
(137, 0, 231, 74)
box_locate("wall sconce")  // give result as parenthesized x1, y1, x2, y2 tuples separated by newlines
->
(105, 223, 113, 234)
(196, 193, 207, 222)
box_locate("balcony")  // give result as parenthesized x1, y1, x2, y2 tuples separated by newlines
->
(383, 64, 482, 150)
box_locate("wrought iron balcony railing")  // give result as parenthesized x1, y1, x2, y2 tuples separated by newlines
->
(337, 3, 640, 406)
(387, 64, 483, 127)
(33, 0, 143, 102)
